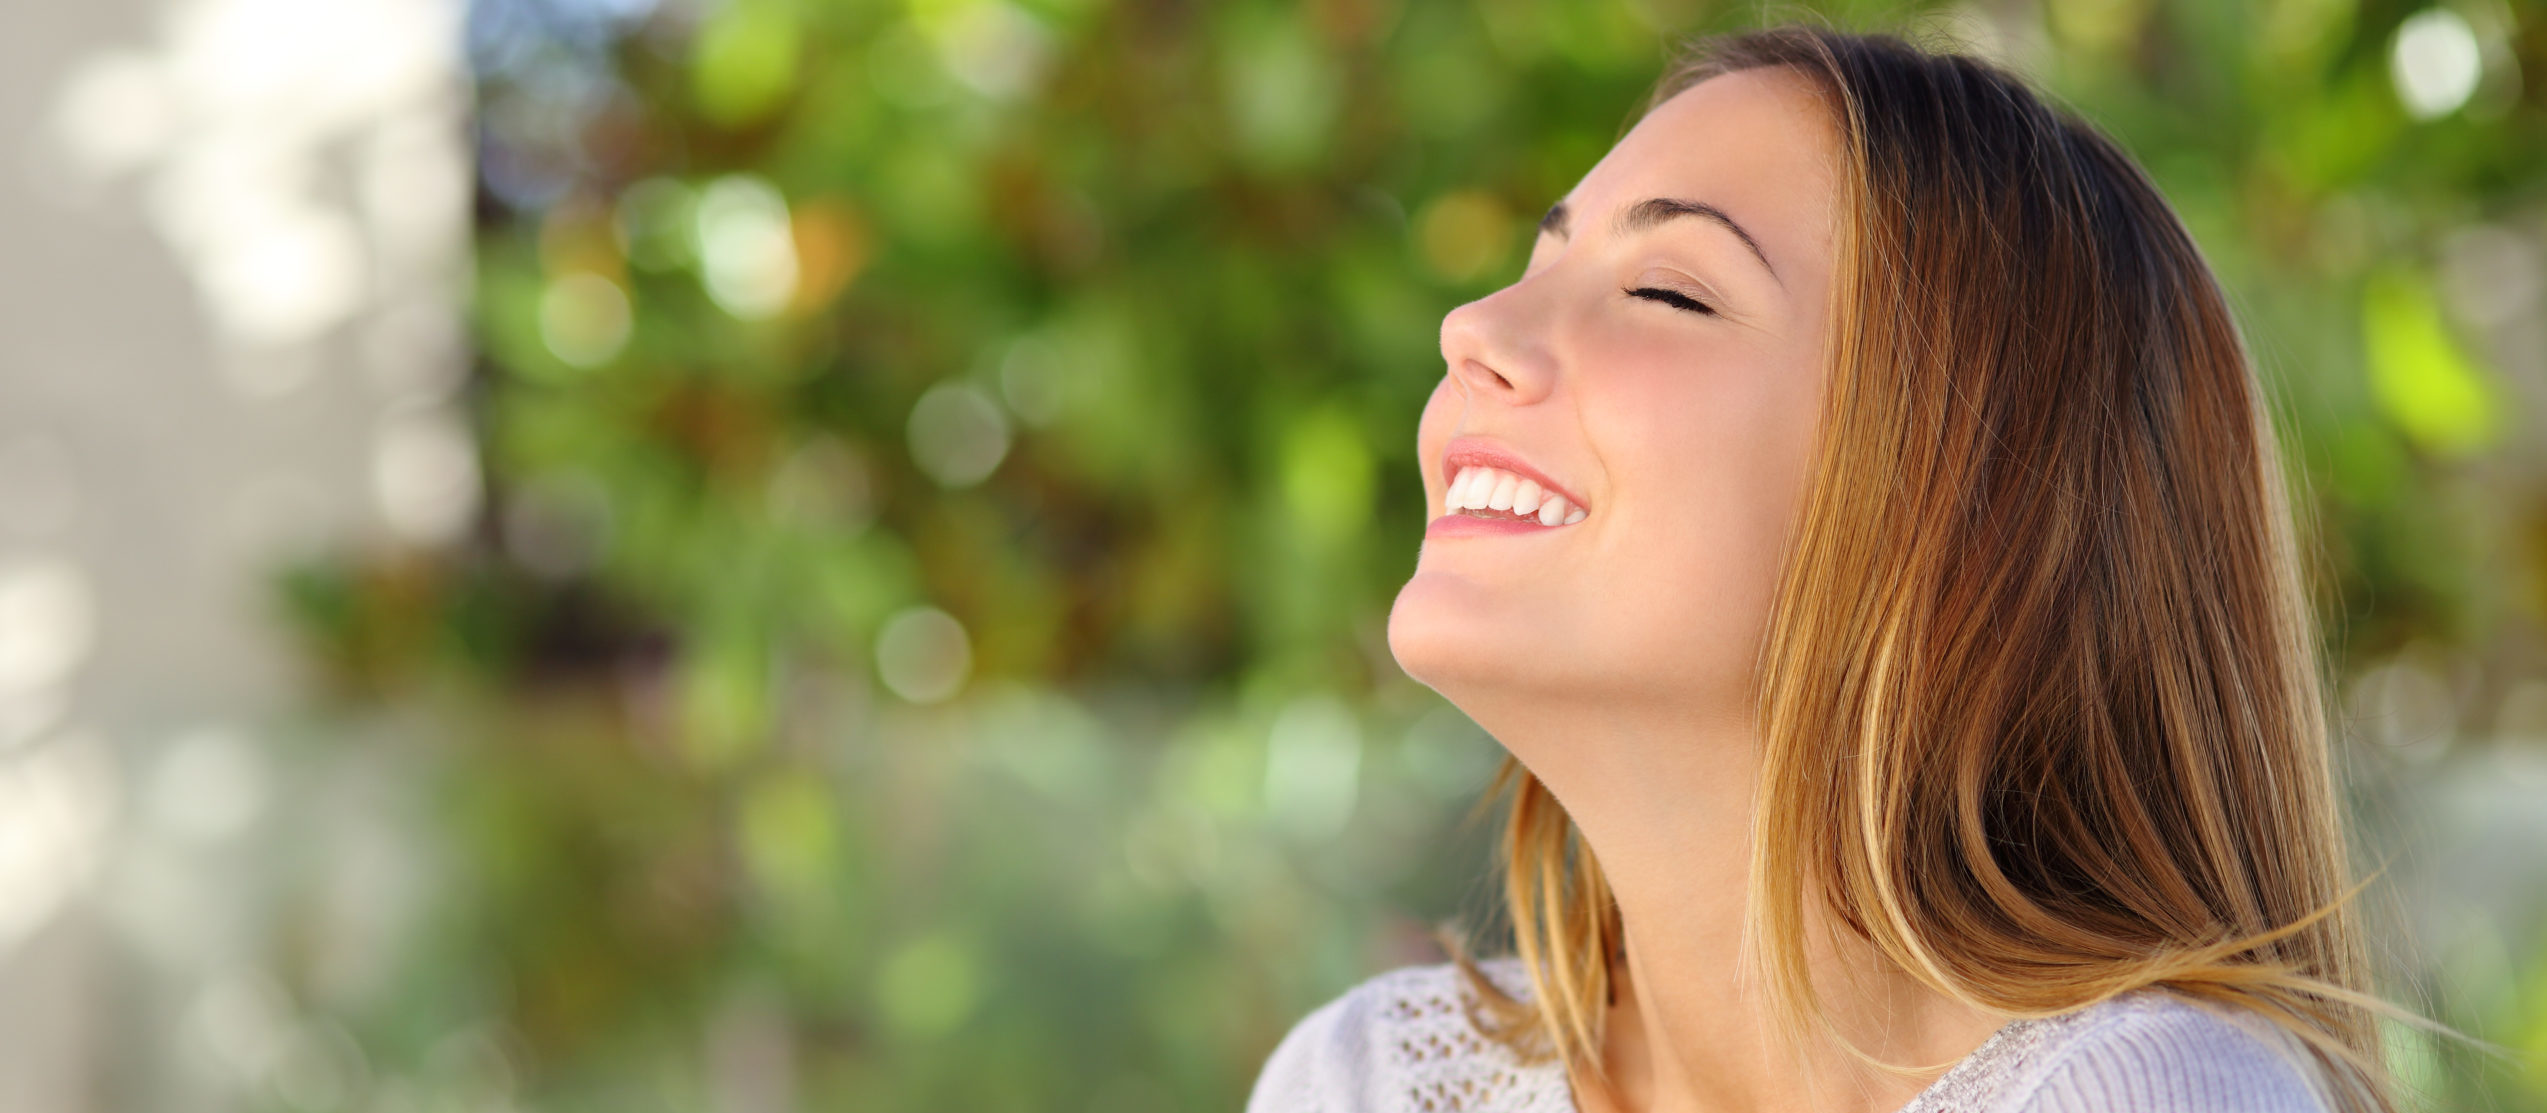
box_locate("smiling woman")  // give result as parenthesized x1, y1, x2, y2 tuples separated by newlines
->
(1246, 21, 2482, 1113)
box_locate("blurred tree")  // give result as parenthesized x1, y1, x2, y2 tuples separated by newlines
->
(273, 0, 2547, 1109)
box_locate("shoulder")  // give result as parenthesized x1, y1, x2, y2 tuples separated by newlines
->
(1995, 987, 2339, 1113)
(1243, 956, 1572, 1113)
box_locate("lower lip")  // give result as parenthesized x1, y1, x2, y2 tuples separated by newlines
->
(1426, 513, 1573, 539)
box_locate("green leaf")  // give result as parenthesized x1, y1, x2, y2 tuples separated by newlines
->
(691, 0, 802, 127)
(1278, 406, 1377, 549)
(2361, 265, 2500, 456)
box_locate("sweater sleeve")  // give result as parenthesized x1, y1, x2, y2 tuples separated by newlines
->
(2006, 1001, 2337, 1113)
(1242, 984, 1367, 1113)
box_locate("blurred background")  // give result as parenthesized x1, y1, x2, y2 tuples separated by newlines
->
(1, 0, 2542, 1109)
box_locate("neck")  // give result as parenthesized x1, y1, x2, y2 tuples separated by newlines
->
(1474, 694, 2008, 1113)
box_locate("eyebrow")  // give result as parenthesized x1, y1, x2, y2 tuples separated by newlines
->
(1538, 197, 1784, 288)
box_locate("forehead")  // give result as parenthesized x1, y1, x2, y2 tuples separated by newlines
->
(1565, 67, 1840, 265)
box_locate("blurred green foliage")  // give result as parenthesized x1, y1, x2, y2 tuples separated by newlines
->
(272, 0, 2547, 1109)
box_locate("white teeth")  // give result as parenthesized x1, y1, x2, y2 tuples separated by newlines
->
(1443, 465, 1591, 525)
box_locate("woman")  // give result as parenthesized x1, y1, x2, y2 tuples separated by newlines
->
(1245, 23, 2474, 1113)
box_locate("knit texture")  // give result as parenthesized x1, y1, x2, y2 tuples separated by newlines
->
(1244, 956, 2338, 1113)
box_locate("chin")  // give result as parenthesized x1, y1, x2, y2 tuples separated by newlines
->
(1386, 569, 1550, 696)
(1390, 570, 1710, 717)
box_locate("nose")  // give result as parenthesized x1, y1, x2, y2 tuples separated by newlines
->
(1439, 282, 1558, 405)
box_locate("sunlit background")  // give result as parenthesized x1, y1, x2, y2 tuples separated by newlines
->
(1, 0, 2542, 1109)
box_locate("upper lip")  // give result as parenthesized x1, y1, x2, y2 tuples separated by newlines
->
(1441, 437, 1590, 513)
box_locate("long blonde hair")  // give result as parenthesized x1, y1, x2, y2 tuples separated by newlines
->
(1436, 23, 2490, 1113)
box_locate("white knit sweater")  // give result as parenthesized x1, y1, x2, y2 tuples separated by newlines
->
(1244, 956, 2339, 1113)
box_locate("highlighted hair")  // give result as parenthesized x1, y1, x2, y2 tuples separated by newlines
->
(1436, 22, 2495, 1113)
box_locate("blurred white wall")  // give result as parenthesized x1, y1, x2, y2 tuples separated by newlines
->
(1, 0, 466, 1107)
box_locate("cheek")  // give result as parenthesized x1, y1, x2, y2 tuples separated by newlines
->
(1592, 330, 1820, 523)
(1580, 335, 1822, 664)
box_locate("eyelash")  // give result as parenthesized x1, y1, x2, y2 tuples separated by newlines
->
(1626, 286, 1715, 316)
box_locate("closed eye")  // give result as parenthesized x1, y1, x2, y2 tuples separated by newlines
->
(1626, 286, 1716, 316)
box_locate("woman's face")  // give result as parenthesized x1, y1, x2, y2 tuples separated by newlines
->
(1387, 67, 1842, 726)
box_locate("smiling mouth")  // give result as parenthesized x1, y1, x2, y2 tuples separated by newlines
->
(1444, 465, 1588, 527)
